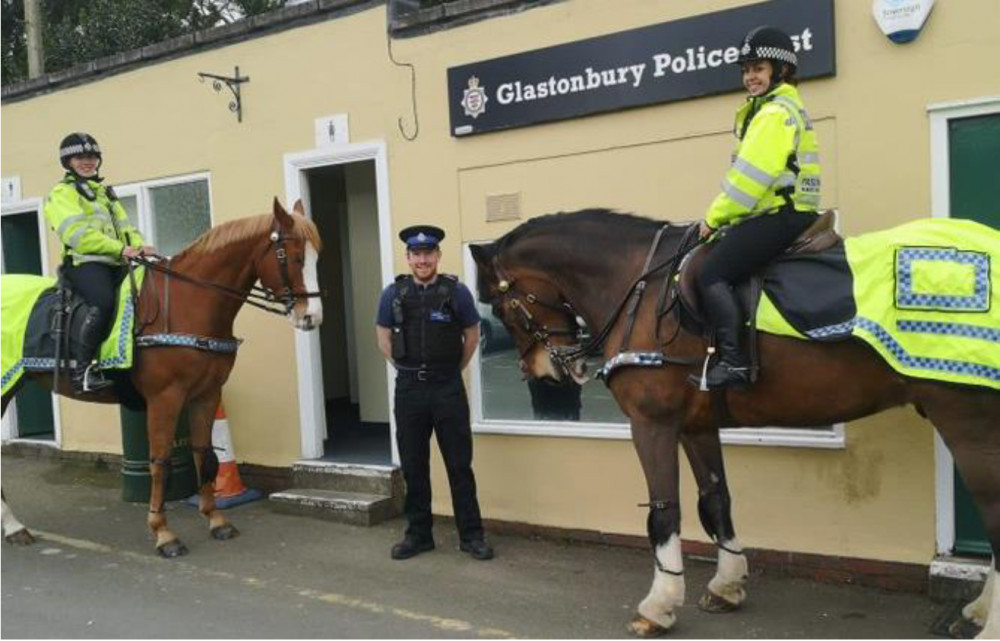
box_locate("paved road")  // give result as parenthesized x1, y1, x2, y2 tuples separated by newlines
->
(2, 454, 950, 638)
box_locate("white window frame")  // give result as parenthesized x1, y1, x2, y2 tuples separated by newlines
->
(463, 244, 845, 448)
(928, 95, 1000, 555)
(115, 171, 214, 251)
(1, 196, 63, 448)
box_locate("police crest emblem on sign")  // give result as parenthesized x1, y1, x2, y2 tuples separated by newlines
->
(461, 76, 488, 119)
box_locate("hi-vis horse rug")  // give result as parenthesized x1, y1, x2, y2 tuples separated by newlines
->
(756, 218, 999, 391)
(1, 267, 145, 395)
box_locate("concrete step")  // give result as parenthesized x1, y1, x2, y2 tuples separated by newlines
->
(292, 461, 402, 497)
(269, 489, 399, 527)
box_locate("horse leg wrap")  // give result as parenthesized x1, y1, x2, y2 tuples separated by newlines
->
(193, 446, 219, 488)
(644, 500, 682, 574)
(697, 482, 736, 546)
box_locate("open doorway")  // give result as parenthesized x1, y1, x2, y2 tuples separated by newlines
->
(306, 161, 391, 465)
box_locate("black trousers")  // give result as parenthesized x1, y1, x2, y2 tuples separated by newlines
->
(699, 209, 818, 288)
(394, 374, 484, 543)
(62, 262, 124, 337)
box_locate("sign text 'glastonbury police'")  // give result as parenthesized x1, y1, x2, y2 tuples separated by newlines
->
(447, 0, 834, 137)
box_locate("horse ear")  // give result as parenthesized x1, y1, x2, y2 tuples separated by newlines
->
(469, 243, 493, 268)
(273, 197, 294, 231)
(292, 199, 306, 217)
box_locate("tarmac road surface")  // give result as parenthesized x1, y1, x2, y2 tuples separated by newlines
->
(2, 453, 951, 639)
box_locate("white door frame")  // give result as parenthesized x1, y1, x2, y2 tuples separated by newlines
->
(928, 95, 1000, 555)
(283, 141, 397, 463)
(0, 197, 63, 448)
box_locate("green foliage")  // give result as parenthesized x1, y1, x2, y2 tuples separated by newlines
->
(1, 0, 288, 86)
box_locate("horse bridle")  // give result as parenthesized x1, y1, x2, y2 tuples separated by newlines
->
(132, 222, 322, 317)
(491, 268, 589, 375)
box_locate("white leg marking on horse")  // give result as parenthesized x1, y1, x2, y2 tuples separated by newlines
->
(707, 538, 748, 605)
(2, 497, 27, 538)
(965, 564, 994, 627)
(301, 243, 323, 328)
(975, 568, 1000, 639)
(637, 534, 685, 629)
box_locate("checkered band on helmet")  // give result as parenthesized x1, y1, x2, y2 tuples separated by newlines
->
(738, 26, 798, 70)
(59, 132, 102, 169)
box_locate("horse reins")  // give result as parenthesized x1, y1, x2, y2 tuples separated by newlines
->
(128, 224, 321, 318)
(493, 223, 702, 376)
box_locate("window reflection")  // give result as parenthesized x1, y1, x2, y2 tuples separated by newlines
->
(478, 304, 626, 424)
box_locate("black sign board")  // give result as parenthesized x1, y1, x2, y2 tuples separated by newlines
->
(447, 0, 835, 137)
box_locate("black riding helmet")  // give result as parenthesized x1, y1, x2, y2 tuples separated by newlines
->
(737, 26, 798, 88)
(59, 132, 103, 177)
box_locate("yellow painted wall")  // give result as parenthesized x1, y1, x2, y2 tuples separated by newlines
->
(3, 0, 996, 564)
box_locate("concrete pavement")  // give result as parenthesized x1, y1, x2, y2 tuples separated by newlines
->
(2, 453, 956, 638)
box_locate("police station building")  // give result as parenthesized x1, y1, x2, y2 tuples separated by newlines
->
(2, 0, 998, 591)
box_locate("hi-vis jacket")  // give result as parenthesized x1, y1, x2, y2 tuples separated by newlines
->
(44, 175, 145, 266)
(705, 83, 821, 230)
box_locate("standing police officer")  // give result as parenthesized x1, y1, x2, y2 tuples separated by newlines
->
(375, 225, 494, 561)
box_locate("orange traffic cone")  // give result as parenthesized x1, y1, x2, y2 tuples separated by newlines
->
(211, 403, 263, 508)
(188, 403, 263, 509)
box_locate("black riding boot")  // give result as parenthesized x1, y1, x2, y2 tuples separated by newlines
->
(700, 282, 751, 389)
(72, 306, 113, 393)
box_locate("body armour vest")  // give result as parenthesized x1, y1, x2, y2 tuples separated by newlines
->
(392, 274, 464, 370)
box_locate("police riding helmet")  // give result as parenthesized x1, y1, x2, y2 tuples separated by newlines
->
(737, 26, 798, 84)
(59, 132, 103, 174)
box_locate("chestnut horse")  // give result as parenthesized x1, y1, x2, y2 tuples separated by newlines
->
(2, 198, 322, 558)
(470, 210, 1000, 638)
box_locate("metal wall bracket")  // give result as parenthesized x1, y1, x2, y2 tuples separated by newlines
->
(197, 66, 250, 123)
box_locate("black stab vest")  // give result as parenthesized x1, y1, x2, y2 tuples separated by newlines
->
(392, 274, 464, 370)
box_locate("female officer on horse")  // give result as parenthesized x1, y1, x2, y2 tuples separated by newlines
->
(43, 132, 155, 393)
(697, 26, 821, 388)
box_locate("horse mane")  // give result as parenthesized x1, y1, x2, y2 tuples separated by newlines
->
(181, 213, 322, 257)
(496, 208, 671, 253)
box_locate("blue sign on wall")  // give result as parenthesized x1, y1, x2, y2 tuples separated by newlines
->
(447, 0, 836, 137)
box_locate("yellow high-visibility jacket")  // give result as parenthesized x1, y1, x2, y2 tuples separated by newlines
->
(43, 175, 144, 266)
(705, 83, 821, 230)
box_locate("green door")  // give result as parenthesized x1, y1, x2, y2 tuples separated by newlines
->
(1, 211, 56, 440)
(948, 112, 1000, 556)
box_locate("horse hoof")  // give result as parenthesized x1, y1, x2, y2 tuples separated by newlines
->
(626, 615, 670, 638)
(947, 616, 981, 639)
(157, 540, 189, 558)
(211, 524, 240, 541)
(5, 528, 37, 546)
(698, 589, 741, 613)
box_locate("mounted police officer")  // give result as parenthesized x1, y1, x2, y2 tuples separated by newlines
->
(696, 26, 821, 388)
(375, 225, 494, 561)
(43, 132, 154, 393)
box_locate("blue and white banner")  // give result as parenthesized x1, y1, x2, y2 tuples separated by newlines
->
(447, 0, 836, 137)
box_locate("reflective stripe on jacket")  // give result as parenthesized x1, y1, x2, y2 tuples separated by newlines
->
(43, 176, 145, 266)
(705, 83, 821, 230)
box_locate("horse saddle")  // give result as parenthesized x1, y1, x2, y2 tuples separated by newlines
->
(673, 211, 856, 341)
(21, 270, 126, 370)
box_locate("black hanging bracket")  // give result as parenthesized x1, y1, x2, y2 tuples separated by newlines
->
(197, 66, 250, 123)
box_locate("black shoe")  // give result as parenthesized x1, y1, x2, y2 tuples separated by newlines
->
(390, 536, 435, 560)
(703, 359, 751, 389)
(459, 539, 494, 561)
(72, 366, 113, 394)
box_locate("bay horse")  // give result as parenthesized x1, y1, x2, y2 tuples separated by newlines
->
(1, 198, 322, 558)
(470, 209, 1000, 638)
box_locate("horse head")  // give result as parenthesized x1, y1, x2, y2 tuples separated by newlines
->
(258, 198, 324, 331)
(469, 242, 589, 385)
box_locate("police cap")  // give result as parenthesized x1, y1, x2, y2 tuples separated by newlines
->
(399, 225, 445, 250)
